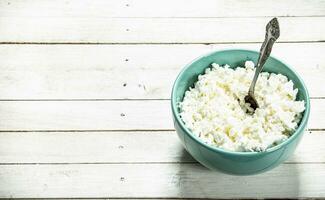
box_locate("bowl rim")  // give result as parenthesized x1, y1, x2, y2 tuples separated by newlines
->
(171, 49, 311, 156)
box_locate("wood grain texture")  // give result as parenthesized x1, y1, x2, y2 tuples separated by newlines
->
(0, 99, 321, 131)
(1, 0, 325, 18)
(0, 43, 324, 99)
(0, 17, 324, 43)
(0, 131, 323, 164)
(0, 163, 324, 198)
(0, 1, 324, 199)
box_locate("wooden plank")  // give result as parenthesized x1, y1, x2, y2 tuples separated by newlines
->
(0, 43, 324, 99)
(1, 0, 325, 18)
(0, 131, 323, 164)
(0, 100, 171, 131)
(0, 99, 322, 131)
(0, 17, 324, 43)
(0, 131, 193, 163)
(0, 163, 324, 198)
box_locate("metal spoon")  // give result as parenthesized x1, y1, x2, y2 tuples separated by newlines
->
(244, 17, 280, 112)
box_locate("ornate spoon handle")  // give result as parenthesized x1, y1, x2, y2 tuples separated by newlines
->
(248, 18, 280, 96)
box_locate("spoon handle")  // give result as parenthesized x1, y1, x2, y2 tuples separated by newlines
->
(248, 18, 280, 96)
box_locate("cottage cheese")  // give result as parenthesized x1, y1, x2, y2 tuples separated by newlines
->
(179, 61, 305, 152)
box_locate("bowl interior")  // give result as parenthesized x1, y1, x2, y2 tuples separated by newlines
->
(172, 49, 310, 153)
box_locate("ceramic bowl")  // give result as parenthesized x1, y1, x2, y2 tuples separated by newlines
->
(171, 49, 310, 175)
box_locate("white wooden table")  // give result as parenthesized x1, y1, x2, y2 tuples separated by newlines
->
(0, 0, 325, 199)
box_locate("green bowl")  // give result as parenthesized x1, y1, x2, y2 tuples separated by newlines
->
(171, 49, 310, 175)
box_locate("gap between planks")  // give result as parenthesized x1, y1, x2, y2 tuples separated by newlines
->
(1, 41, 325, 45)
(0, 162, 324, 166)
(0, 129, 319, 132)
(7, 198, 320, 200)
(1, 198, 325, 200)
(0, 97, 323, 101)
